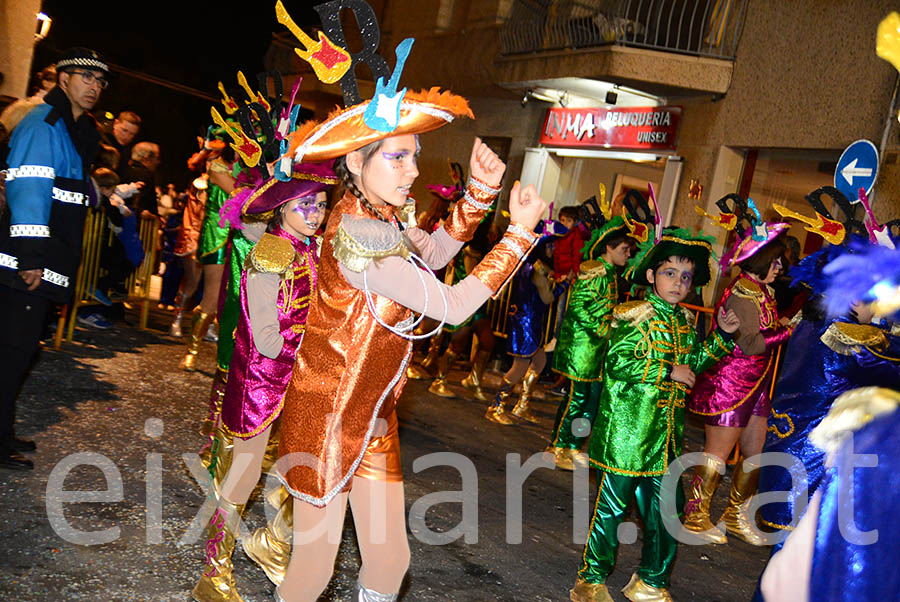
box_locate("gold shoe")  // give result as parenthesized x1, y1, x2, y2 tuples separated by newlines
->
(406, 363, 433, 380)
(548, 446, 588, 471)
(461, 349, 491, 402)
(570, 578, 614, 602)
(511, 368, 541, 423)
(485, 378, 515, 425)
(622, 573, 673, 602)
(243, 486, 292, 586)
(192, 498, 246, 602)
(182, 312, 214, 372)
(682, 455, 727, 545)
(720, 459, 766, 546)
(427, 350, 457, 398)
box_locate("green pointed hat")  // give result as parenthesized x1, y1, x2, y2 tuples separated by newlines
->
(625, 227, 717, 287)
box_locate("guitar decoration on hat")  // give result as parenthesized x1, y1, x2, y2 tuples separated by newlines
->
(275, 0, 352, 84)
(363, 38, 415, 132)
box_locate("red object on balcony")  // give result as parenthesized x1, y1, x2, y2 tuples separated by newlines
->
(539, 106, 682, 152)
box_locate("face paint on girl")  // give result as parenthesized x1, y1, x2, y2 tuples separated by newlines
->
(282, 191, 328, 239)
(356, 134, 420, 207)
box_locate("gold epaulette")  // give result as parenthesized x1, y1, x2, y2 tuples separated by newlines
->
(809, 387, 900, 454)
(680, 305, 696, 323)
(577, 260, 607, 280)
(332, 214, 410, 273)
(613, 300, 654, 326)
(820, 322, 888, 356)
(397, 198, 417, 229)
(732, 277, 765, 300)
(245, 232, 296, 274)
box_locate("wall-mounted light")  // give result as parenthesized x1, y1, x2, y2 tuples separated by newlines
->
(35, 12, 52, 42)
(521, 88, 569, 107)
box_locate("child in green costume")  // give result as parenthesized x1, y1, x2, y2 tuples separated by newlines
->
(547, 216, 635, 470)
(571, 228, 740, 602)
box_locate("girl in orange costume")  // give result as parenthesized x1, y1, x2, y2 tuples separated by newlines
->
(270, 85, 548, 601)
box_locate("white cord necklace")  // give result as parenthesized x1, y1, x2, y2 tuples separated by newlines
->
(362, 251, 449, 340)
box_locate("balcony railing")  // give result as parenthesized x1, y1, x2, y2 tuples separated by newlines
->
(500, 0, 747, 60)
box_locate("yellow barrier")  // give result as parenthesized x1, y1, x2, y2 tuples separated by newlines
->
(55, 210, 160, 348)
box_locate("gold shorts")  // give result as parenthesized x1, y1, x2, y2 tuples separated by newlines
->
(354, 410, 402, 482)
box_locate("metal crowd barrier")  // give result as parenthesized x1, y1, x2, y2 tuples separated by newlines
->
(53, 210, 160, 349)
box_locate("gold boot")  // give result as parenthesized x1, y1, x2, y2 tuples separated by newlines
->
(511, 368, 541, 423)
(208, 420, 235, 495)
(682, 454, 727, 544)
(408, 334, 442, 379)
(428, 350, 457, 398)
(485, 378, 515, 425)
(192, 497, 246, 602)
(622, 573, 672, 602)
(243, 486, 292, 586)
(570, 579, 614, 602)
(720, 459, 766, 545)
(200, 367, 228, 469)
(182, 312, 215, 372)
(461, 349, 491, 402)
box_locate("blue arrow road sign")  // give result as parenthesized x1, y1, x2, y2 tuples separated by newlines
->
(834, 139, 879, 203)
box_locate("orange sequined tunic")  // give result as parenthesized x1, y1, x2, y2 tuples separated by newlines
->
(277, 179, 532, 506)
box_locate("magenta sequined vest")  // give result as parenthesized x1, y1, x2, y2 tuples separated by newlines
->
(221, 224, 318, 438)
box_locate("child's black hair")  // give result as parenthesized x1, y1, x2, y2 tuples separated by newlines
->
(602, 232, 634, 255)
(558, 206, 580, 221)
(649, 254, 695, 274)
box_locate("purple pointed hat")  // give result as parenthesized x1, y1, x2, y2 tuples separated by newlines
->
(242, 161, 338, 216)
(719, 222, 790, 269)
(698, 195, 791, 270)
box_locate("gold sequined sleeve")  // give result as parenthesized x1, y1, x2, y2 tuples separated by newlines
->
(442, 176, 500, 242)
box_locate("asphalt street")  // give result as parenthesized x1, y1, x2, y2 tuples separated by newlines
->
(0, 308, 769, 601)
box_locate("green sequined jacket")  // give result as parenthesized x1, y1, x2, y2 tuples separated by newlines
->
(589, 293, 734, 476)
(552, 258, 618, 381)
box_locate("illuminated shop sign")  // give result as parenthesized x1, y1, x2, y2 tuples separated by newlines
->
(540, 106, 682, 151)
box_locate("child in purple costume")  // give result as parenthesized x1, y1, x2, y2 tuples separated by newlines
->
(191, 161, 336, 602)
(684, 220, 793, 546)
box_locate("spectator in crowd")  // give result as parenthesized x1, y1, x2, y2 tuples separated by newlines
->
(94, 144, 120, 172)
(121, 141, 160, 218)
(101, 110, 141, 175)
(157, 184, 185, 310)
(0, 47, 107, 470)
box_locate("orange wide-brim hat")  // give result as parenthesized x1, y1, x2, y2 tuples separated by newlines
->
(287, 87, 474, 163)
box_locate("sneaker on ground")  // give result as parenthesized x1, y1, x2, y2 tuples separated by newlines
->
(549, 385, 568, 397)
(77, 313, 112, 330)
(90, 287, 112, 307)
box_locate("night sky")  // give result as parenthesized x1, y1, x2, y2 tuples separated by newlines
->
(32, 0, 321, 188)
